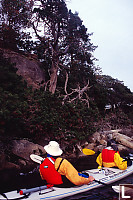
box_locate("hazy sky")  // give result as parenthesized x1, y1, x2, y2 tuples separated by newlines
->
(67, 0, 133, 92)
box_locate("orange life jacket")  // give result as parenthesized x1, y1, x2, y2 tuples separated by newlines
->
(39, 157, 63, 185)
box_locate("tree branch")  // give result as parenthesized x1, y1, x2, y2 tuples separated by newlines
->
(62, 76, 91, 107)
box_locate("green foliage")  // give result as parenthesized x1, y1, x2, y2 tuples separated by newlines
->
(0, 0, 34, 51)
(0, 0, 132, 143)
(102, 109, 132, 130)
(0, 55, 98, 141)
(0, 52, 132, 144)
(0, 24, 19, 50)
(90, 82, 108, 112)
(0, 55, 31, 135)
(96, 75, 133, 105)
(23, 91, 98, 141)
(1, 0, 33, 27)
(95, 75, 133, 118)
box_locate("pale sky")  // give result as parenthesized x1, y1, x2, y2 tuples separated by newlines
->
(67, 0, 133, 92)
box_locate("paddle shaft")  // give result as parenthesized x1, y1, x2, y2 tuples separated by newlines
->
(94, 179, 119, 194)
(94, 179, 108, 186)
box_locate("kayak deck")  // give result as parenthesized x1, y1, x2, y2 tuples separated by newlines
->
(0, 161, 133, 200)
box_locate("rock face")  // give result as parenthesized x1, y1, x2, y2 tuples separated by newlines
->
(83, 129, 133, 156)
(1, 48, 45, 89)
(0, 130, 132, 173)
(0, 138, 46, 171)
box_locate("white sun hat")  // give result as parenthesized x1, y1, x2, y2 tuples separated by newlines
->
(44, 141, 63, 156)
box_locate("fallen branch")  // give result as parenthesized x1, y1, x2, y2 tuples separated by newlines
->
(62, 73, 91, 107)
(112, 132, 133, 149)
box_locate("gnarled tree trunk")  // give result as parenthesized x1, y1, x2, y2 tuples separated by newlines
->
(49, 64, 58, 94)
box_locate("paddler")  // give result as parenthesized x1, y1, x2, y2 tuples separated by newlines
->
(96, 140, 131, 170)
(39, 141, 95, 187)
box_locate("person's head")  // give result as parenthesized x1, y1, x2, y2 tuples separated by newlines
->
(111, 144, 118, 152)
(107, 140, 118, 151)
(107, 140, 111, 147)
(44, 141, 63, 156)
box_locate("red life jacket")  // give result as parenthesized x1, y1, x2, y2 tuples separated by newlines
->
(39, 157, 63, 185)
(102, 148, 116, 163)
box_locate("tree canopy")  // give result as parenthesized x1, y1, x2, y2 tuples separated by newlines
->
(0, 0, 97, 97)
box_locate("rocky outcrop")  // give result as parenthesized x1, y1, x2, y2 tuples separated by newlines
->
(0, 129, 132, 173)
(82, 129, 133, 156)
(0, 138, 46, 171)
(1, 48, 45, 89)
